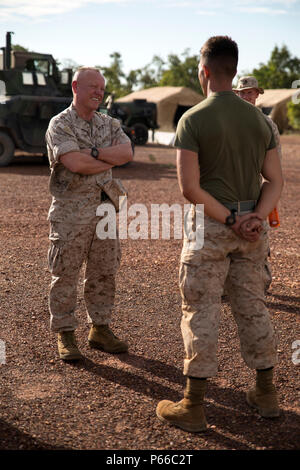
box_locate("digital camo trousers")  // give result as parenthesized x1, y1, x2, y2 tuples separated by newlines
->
(179, 215, 278, 378)
(48, 220, 121, 332)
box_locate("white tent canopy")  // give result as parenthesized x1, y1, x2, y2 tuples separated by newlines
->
(116, 86, 204, 132)
(255, 89, 296, 132)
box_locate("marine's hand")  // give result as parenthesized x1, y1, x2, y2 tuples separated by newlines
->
(240, 217, 263, 241)
(231, 212, 264, 242)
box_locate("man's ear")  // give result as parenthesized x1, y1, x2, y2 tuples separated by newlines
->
(72, 81, 77, 94)
(203, 64, 210, 78)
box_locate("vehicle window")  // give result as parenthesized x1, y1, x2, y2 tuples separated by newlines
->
(22, 72, 34, 85)
(36, 73, 46, 86)
(0, 80, 6, 95)
(60, 72, 69, 84)
(25, 59, 53, 76)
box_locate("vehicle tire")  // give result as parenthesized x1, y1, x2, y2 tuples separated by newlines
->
(131, 123, 149, 146)
(0, 131, 15, 167)
(42, 153, 49, 165)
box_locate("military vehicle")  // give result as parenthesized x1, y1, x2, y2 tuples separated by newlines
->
(0, 32, 75, 166)
(106, 96, 158, 146)
(0, 32, 134, 167)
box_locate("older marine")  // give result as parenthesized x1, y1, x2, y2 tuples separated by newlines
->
(46, 67, 133, 361)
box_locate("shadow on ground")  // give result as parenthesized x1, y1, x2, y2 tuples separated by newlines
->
(0, 419, 71, 450)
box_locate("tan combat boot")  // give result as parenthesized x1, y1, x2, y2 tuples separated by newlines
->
(246, 368, 280, 418)
(88, 324, 128, 353)
(57, 331, 82, 361)
(156, 377, 207, 432)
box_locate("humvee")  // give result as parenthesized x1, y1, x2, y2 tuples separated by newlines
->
(0, 32, 75, 166)
(0, 32, 134, 166)
(106, 95, 158, 146)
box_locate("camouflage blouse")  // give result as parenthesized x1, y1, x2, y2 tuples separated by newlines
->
(46, 104, 130, 224)
(263, 114, 282, 160)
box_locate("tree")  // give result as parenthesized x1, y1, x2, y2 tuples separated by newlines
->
(59, 58, 80, 72)
(134, 55, 165, 90)
(97, 49, 203, 97)
(287, 101, 300, 130)
(99, 52, 125, 97)
(252, 45, 300, 89)
(12, 44, 28, 52)
(159, 49, 202, 94)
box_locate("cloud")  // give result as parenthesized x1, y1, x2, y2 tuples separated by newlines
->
(0, 0, 297, 21)
(196, 10, 217, 15)
(236, 6, 287, 14)
(0, 0, 132, 20)
(164, 1, 194, 6)
(165, 0, 298, 16)
(233, 0, 297, 4)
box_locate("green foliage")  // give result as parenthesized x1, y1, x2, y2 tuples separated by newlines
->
(98, 52, 125, 97)
(159, 49, 202, 93)
(134, 55, 165, 90)
(12, 44, 28, 52)
(252, 45, 300, 89)
(97, 49, 202, 98)
(287, 100, 300, 129)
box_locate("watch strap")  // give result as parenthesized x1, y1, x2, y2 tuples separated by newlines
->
(225, 209, 237, 226)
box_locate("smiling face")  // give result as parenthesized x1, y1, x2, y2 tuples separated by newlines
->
(72, 69, 105, 119)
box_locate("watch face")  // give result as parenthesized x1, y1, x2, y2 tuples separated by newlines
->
(91, 147, 98, 158)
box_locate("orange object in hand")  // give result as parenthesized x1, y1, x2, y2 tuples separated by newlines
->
(268, 207, 280, 228)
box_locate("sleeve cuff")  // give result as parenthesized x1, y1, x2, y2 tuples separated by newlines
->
(53, 141, 80, 162)
(174, 141, 199, 154)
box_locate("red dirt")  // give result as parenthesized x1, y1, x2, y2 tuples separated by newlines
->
(0, 135, 299, 451)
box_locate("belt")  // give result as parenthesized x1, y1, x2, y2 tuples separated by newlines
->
(222, 200, 257, 213)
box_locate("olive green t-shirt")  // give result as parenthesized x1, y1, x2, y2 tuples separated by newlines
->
(174, 91, 276, 203)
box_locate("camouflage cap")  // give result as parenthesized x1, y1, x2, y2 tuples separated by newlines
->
(234, 76, 264, 94)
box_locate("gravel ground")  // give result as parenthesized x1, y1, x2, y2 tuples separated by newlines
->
(0, 135, 299, 452)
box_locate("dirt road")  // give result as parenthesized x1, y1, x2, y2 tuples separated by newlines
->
(0, 136, 299, 451)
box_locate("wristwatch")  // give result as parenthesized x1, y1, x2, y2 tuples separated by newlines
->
(225, 209, 237, 226)
(91, 147, 99, 159)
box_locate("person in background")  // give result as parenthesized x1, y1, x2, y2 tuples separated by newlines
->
(234, 75, 282, 291)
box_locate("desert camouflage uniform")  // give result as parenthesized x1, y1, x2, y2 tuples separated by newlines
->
(263, 114, 282, 161)
(180, 209, 278, 378)
(46, 104, 130, 332)
(261, 113, 282, 289)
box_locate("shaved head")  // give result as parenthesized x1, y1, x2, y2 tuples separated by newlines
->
(72, 67, 106, 120)
(72, 67, 105, 85)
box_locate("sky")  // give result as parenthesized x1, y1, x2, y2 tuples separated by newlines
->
(0, 0, 299, 83)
